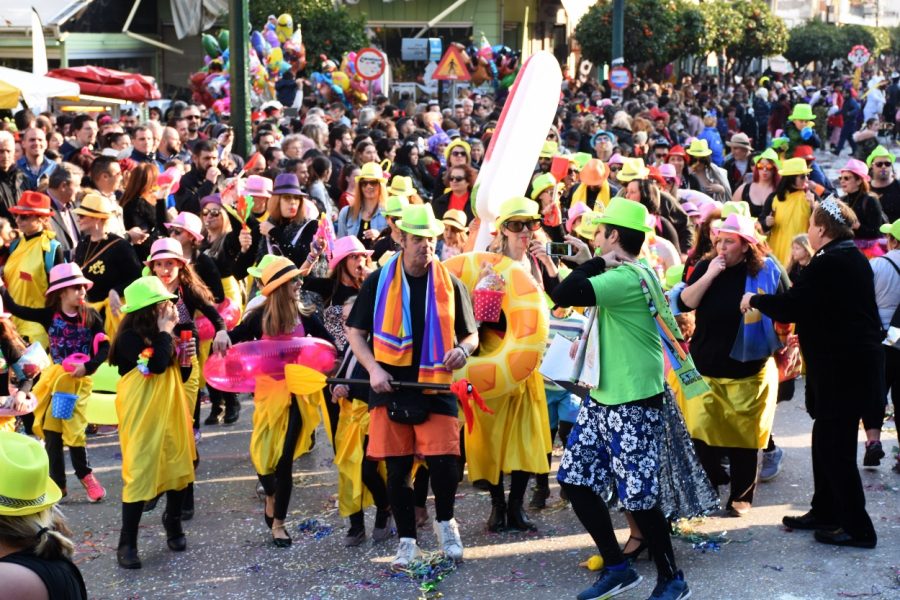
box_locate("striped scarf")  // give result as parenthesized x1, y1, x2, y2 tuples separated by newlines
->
(373, 252, 455, 385)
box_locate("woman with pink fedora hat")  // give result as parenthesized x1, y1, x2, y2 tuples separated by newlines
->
(678, 212, 786, 517)
(2, 191, 65, 350)
(838, 158, 888, 258)
(73, 193, 143, 340)
(243, 174, 273, 221)
(1, 263, 109, 504)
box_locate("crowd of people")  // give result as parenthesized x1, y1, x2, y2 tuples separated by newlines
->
(0, 64, 898, 600)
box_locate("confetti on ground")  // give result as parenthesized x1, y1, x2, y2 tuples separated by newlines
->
(671, 517, 752, 552)
(385, 551, 457, 599)
(296, 519, 333, 540)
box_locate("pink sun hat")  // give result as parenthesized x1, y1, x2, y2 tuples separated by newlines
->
(658, 163, 678, 182)
(144, 237, 188, 267)
(839, 158, 870, 182)
(607, 153, 626, 167)
(566, 203, 591, 233)
(328, 236, 373, 271)
(712, 213, 759, 245)
(164, 211, 204, 242)
(681, 201, 700, 217)
(45, 263, 94, 296)
(244, 175, 273, 198)
(156, 167, 182, 195)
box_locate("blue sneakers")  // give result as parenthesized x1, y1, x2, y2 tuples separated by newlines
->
(648, 571, 691, 599)
(576, 566, 643, 600)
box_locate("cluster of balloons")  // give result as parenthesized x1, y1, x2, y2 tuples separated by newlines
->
(190, 13, 307, 115)
(451, 34, 521, 89)
(308, 51, 383, 108)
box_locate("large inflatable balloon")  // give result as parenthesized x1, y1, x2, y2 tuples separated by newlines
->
(203, 338, 337, 393)
(472, 51, 562, 251)
(276, 13, 293, 43)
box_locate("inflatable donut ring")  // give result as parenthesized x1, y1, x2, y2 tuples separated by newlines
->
(445, 252, 549, 400)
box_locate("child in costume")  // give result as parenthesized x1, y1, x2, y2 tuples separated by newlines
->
(330, 295, 392, 547)
(109, 276, 196, 569)
(1, 264, 108, 502)
(145, 237, 231, 519)
(228, 255, 333, 547)
(0, 295, 35, 433)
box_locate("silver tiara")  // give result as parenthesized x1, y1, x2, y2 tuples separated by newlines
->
(819, 197, 847, 225)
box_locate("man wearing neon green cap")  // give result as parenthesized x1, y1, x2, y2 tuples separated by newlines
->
(868, 145, 899, 223)
(552, 197, 700, 600)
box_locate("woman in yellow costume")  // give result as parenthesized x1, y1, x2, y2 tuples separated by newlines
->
(758, 158, 816, 267)
(109, 276, 197, 569)
(145, 237, 231, 520)
(2, 264, 109, 503)
(472, 197, 556, 532)
(2, 192, 64, 349)
(228, 256, 334, 547)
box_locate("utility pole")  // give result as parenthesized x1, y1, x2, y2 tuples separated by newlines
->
(228, 0, 250, 157)
(611, 0, 624, 66)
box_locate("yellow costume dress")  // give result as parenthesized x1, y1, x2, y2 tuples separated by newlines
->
(251, 375, 323, 475)
(333, 397, 384, 517)
(4, 232, 56, 348)
(116, 359, 196, 503)
(32, 365, 92, 447)
(767, 191, 811, 267)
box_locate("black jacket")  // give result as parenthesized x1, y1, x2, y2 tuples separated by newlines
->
(750, 239, 885, 421)
(0, 167, 26, 222)
(174, 164, 217, 216)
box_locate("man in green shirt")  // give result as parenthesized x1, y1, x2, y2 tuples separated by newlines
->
(552, 197, 690, 600)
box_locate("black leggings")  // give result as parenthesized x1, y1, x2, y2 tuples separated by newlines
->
(873, 346, 900, 434)
(562, 482, 678, 582)
(44, 430, 91, 489)
(121, 488, 187, 537)
(692, 439, 757, 507)
(386, 454, 459, 539)
(257, 396, 303, 521)
(348, 436, 390, 530)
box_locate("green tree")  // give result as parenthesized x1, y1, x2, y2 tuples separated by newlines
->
(890, 26, 900, 57)
(838, 24, 877, 53)
(785, 20, 843, 69)
(574, 0, 691, 77)
(248, 0, 368, 74)
(724, 0, 788, 74)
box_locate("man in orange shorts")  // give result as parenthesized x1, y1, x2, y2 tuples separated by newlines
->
(346, 203, 478, 569)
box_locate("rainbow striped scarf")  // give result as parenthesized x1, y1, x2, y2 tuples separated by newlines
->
(373, 252, 455, 385)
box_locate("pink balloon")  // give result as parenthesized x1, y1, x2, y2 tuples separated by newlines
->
(203, 338, 337, 393)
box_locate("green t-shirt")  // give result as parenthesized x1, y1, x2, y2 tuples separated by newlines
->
(588, 266, 664, 405)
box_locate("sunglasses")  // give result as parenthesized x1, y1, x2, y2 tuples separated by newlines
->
(609, 166, 622, 172)
(655, 153, 668, 159)
(361, 180, 379, 187)
(503, 219, 542, 233)
(839, 175, 856, 181)
(187, 115, 202, 120)
(448, 175, 466, 182)
(873, 161, 893, 168)
(201, 209, 222, 217)
(757, 164, 775, 171)
(567, 169, 577, 175)
(450, 151, 467, 157)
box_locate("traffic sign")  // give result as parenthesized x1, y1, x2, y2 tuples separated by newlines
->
(847, 45, 870, 68)
(608, 65, 632, 90)
(432, 45, 471, 81)
(355, 47, 386, 81)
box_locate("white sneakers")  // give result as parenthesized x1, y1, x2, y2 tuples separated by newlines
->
(390, 518, 464, 570)
(391, 537, 423, 569)
(434, 518, 463, 562)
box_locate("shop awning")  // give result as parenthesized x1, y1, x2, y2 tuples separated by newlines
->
(46, 66, 161, 102)
(0, 66, 80, 109)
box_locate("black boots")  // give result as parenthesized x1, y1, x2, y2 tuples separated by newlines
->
(223, 395, 241, 424)
(204, 403, 223, 425)
(181, 484, 194, 521)
(507, 499, 537, 531)
(487, 500, 506, 532)
(162, 512, 187, 552)
(116, 531, 141, 569)
(529, 477, 550, 509)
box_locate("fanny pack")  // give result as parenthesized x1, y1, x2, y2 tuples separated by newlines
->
(386, 399, 428, 425)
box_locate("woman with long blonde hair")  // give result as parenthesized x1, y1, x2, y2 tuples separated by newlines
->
(337, 162, 389, 249)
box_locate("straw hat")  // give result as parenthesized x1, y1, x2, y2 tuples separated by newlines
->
(0, 431, 63, 516)
(73, 193, 112, 220)
(120, 276, 178, 314)
(726, 133, 753, 150)
(397, 203, 445, 238)
(442, 209, 469, 232)
(260, 255, 303, 297)
(45, 263, 93, 296)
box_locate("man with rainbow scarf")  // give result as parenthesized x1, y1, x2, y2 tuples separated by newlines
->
(346, 203, 478, 569)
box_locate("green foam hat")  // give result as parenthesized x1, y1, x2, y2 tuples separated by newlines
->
(787, 103, 815, 121)
(248, 254, 280, 279)
(596, 197, 652, 233)
(397, 203, 445, 237)
(866, 145, 895, 168)
(120, 276, 178, 314)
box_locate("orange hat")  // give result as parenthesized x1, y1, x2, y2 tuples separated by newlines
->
(10, 191, 54, 217)
(579, 159, 609, 186)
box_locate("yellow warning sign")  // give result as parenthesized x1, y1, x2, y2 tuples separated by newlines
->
(432, 46, 471, 81)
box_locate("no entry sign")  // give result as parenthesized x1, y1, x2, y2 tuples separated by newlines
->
(608, 65, 632, 90)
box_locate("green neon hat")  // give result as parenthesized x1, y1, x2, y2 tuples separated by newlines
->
(248, 254, 280, 279)
(663, 265, 685, 291)
(530, 173, 558, 200)
(494, 196, 541, 232)
(866, 145, 895, 168)
(787, 103, 815, 121)
(753, 147, 782, 168)
(384, 195, 410, 217)
(596, 197, 652, 233)
(396, 203, 445, 237)
(120, 276, 178, 314)
(880, 219, 900, 241)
